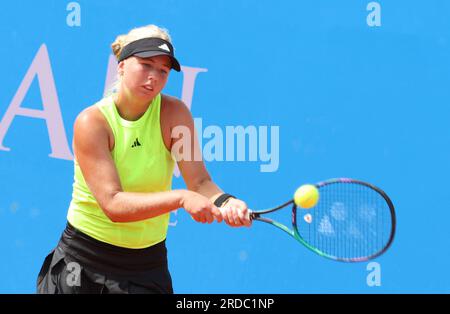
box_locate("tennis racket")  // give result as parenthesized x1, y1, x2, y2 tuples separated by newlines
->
(238, 178, 396, 262)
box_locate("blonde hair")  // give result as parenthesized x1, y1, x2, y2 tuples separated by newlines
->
(111, 24, 173, 61)
(105, 25, 173, 96)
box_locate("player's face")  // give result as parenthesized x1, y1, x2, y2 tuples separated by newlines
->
(120, 55, 171, 101)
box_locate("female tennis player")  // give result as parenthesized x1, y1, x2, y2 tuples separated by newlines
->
(36, 24, 251, 294)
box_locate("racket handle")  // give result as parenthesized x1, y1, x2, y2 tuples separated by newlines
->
(217, 207, 254, 221)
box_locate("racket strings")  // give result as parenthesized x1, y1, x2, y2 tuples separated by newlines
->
(295, 182, 394, 261)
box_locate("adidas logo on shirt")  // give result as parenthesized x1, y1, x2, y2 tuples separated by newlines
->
(131, 138, 142, 148)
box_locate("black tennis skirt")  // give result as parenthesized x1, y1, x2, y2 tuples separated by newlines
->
(36, 222, 173, 294)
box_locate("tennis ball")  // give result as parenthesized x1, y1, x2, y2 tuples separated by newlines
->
(294, 184, 319, 209)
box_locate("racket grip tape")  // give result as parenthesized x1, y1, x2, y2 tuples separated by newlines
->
(217, 207, 255, 221)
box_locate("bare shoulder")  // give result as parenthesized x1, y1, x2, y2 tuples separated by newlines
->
(160, 94, 193, 151)
(161, 94, 192, 125)
(73, 104, 113, 151)
(161, 94, 189, 113)
(75, 105, 107, 128)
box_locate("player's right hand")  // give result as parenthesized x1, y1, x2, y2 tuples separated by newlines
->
(181, 191, 223, 224)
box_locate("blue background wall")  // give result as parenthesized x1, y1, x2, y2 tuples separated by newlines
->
(1, 0, 449, 293)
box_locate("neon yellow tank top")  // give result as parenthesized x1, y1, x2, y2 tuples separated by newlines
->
(67, 93, 175, 249)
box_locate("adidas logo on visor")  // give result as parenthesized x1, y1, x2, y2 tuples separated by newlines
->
(158, 44, 170, 52)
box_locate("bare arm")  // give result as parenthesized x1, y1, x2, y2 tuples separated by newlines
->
(73, 107, 204, 223)
(168, 99, 223, 201)
(168, 99, 251, 227)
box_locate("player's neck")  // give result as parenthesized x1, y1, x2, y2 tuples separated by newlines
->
(113, 90, 150, 121)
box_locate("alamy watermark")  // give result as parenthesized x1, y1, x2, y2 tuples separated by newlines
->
(171, 118, 280, 173)
(66, 262, 81, 287)
(366, 262, 382, 287)
(66, 2, 81, 27)
(367, 2, 381, 27)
